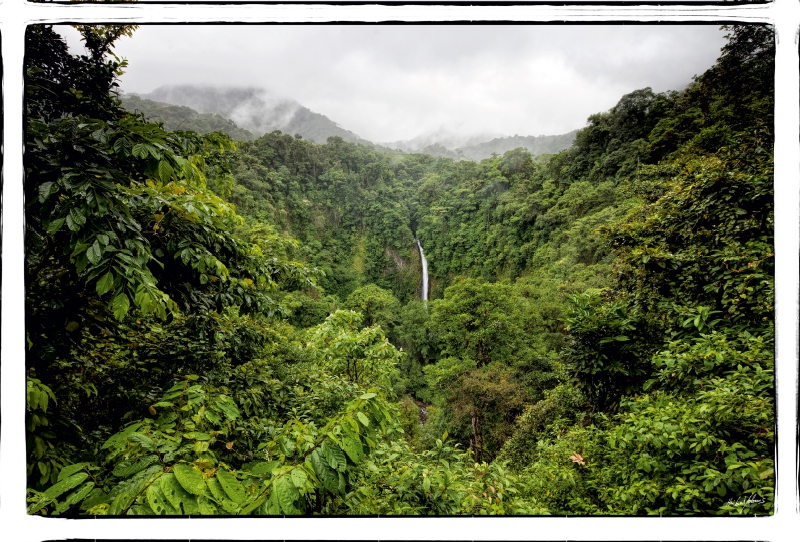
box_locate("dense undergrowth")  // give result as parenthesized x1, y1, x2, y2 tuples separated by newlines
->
(26, 24, 774, 515)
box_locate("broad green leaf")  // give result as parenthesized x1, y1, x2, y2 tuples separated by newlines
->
(213, 395, 240, 420)
(216, 468, 245, 505)
(57, 463, 85, 482)
(197, 495, 218, 515)
(38, 181, 56, 202)
(239, 494, 266, 515)
(322, 441, 347, 472)
(183, 431, 212, 441)
(218, 497, 239, 514)
(309, 450, 339, 495)
(173, 463, 208, 497)
(204, 409, 221, 425)
(206, 477, 227, 502)
(278, 437, 296, 457)
(132, 143, 149, 159)
(337, 471, 346, 496)
(44, 472, 88, 500)
(86, 241, 103, 265)
(161, 473, 199, 514)
(248, 461, 279, 476)
(111, 292, 130, 321)
(112, 455, 159, 478)
(108, 491, 136, 515)
(96, 271, 115, 296)
(290, 468, 308, 493)
(340, 426, 364, 464)
(127, 432, 156, 450)
(65, 481, 95, 507)
(67, 208, 86, 231)
(147, 481, 179, 515)
(273, 475, 300, 515)
(157, 160, 174, 183)
(264, 489, 282, 515)
(46, 218, 65, 234)
(113, 136, 132, 156)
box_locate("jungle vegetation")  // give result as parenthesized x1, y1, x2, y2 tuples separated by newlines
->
(25, 24, 774, 516)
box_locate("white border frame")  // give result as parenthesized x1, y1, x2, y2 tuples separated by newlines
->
(1, 2, 797, 541)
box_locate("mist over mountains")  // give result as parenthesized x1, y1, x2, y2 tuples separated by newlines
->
(382, 130, 579, 161)
(456, 132, 579, 161)
(382, 129, 498, 155)
(121, 95, 257, 141)
(129, 85, 577, 161)
(137, 85, 374, 146)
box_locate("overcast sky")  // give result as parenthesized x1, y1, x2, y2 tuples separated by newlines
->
(57, 24, 727, 142)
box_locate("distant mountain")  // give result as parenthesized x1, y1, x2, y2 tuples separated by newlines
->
(137, 85, 374, 146)
(127, 85, 577, 161)
(456, 131, 579, 162)
(382, 129, 497, 156)
(121, 95, 256, 141)
(383, 129, 578, 161)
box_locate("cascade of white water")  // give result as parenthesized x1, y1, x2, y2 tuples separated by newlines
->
(416, 239, 428, 303)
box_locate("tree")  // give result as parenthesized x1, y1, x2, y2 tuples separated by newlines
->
(428, 278, 525, 367)
(394, 300, 433, 398)
(24, 24, 314, 489)
(306, 310, 402, 391)
(343, 284, 401, 335)
(445, 364, 526, 463)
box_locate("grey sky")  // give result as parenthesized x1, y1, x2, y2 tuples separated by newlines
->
(58, 24, 728, 142)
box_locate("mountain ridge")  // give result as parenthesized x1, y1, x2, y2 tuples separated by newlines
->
(129, 84, 578, 160)
(137, 85, 375, 146)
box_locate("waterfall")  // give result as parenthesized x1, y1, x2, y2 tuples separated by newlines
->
(416, 239, 429, 303)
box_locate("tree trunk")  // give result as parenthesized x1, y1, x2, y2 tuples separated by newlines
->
(471, 413, 483, 463)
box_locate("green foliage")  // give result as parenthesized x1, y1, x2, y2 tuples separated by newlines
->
(122, 95, 256, 141)
(305, 310, 402, 391)
(348, 435, 545, 515)
(565, 291, 654, 410)
(29, 373, 399, 516)
(26, 378, 70, 489)
(27, 23, 774, 517)
(343, 284, 401, 335)
(393, 300, 433, 398)
(25, 24, 315, 492)
(428, 278, 526, 367)
(499, 383, 586, 469)
(519, 329, 773, 515)
(609, 146, 774, 334)
(281, 289, 336, 328)
(432, 363, 527, 463)
(227, 131, 420, 303)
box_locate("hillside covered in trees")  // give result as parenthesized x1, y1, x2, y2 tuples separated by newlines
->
(25, 24, 774, 516)
(138, 85, 377, 146)
(121, 94, 257, 141)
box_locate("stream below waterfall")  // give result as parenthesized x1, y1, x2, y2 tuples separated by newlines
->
(412, 398, 430, 426)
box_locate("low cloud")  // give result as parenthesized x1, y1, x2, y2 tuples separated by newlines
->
(57, 24, 727, 142)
